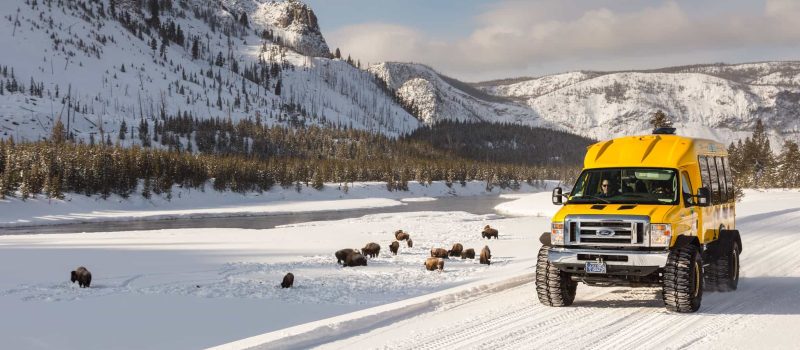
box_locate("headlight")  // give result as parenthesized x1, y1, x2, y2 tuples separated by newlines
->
(650, 224, 672, 247)
(551, 222, 565, 245)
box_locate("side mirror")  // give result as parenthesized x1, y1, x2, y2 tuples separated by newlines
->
(552, 187, 563, 205)
(696, 187, 711, 207)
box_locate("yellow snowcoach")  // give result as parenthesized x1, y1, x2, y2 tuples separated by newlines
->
(538, 128, 741, 312)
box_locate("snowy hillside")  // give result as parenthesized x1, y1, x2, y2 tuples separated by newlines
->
(0, 0, 419, 144)
(2, 0, 798, 148)
(478, 61, 800, 145)
(369, 59, 800, 147)
(368, 62, 550, 127)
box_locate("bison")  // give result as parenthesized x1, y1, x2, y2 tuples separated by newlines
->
(480, 245, 492, 265)
(430, 248, 449, 259)
(482, 225, 499, 239)
(70, 266, 92, 288)
(395, 230, 410, 241)
(461, 248, 476, 259)
(335, 248, 359, 265)
(281, 273, 294, 288)
(362, 242, 381, 258)
(389, 241, 400, 255)
(344, 252, 368, 267)
(448, 243, 464, 257)
(425, 257, 444, 271)
(407, 239, 413, 248)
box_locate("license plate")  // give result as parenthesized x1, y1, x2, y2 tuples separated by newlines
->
(586, 261, 607, 274)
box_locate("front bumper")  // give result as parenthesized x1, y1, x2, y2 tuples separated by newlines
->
(548, 247, 669, 277)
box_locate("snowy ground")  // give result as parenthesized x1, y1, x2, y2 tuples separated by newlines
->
(222, 189, 800, 349)
(0, 192, 547, 349)
(0, 181, 543, 229)
(3, 188, 799, 349)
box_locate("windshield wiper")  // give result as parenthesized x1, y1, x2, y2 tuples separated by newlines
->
(571, 195, 610, 204)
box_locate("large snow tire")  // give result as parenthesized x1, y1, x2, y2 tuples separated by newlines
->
(706, 240, 740, 292)
(662, 245, 704, 313)
(536, 246, 577, 307)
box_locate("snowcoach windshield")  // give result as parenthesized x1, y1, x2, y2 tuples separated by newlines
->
(568, 168, 678, 205)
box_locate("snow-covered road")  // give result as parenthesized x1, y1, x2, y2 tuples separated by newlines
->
(297, 190, 800, 349)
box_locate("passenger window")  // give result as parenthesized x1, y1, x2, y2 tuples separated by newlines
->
(709, 157, 720, 204)
(723, 157, 734, 202)
(681, 172, 694, 207)
(699, 156, 711, 191)
(715, 157, 727, 203)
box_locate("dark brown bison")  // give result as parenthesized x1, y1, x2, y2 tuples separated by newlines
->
(430, 248, 449, 259)
(395, 230, 410, 241)
(480, 245, 492, 265)
(70, 266, 92, 288)
(448, 243, 464, 257)
(482, 225, 499, 239)
(389, 241, 400, 255)
(344, 252, 368, 267)
(461, 248, 476, 259)
(407, 239, 413, 248)
(362, 242, 381, 258)
(335, 249, 359, 265)
(281, 273, 294, 288)
(425, 257, 444, 271)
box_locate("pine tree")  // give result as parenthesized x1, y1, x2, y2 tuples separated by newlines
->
(274, 79, 282, 95)
(750, 119, 774, 188)
(191, 38, 199, 60)
(119, 120, 127, 140)
(51, 117, 66, 144)
(239, 13, 249, 28)
(334, 48, 341, 59)
(148, 0, 160, 24)
(778, 140, 800, 188)
(649, 110, 673, 129)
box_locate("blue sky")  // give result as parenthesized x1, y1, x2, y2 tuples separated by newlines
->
(304, 0, 800, 81)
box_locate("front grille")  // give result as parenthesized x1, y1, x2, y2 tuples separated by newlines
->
(577, 254, 629, 262)
(564, 215, 649, 247)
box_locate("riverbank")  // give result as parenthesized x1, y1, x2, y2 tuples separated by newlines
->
(0, 181, 553, 229)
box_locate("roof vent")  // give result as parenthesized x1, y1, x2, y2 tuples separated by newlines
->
(653, 127, 676, 135)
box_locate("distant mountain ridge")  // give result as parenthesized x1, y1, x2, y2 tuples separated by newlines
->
(0, 0, 797, 150)
(371, 60, 800, 146)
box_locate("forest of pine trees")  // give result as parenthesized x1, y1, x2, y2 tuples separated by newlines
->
(728, 119, 800, 190)
(0, 119, 584, 200)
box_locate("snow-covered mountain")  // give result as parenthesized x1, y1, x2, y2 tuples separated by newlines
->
(1, 0, 799, 149)
(367, 62, 547, 127)
(479, 62, 800, 146)
(0, 0, 418, 144)
(376, 60, 800, 147)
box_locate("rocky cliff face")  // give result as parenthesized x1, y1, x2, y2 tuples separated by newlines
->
(223, 0, 331, 57)
(369, 62, 545, 126)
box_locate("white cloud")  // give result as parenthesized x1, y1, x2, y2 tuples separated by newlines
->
(327, 0, 800, 81)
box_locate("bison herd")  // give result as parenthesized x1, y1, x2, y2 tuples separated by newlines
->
(68, 225, 500, 291)
(333, 225, 499, 274)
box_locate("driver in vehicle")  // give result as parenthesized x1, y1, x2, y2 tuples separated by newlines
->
(599, 180, 614, 198)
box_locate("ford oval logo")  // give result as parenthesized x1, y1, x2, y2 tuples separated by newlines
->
(597, 229, 615, 237)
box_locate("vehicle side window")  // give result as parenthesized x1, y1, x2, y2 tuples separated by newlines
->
(723, 157, 734, 202)
(699, 156, 711, 192)
(715, 157, 727, 203)
(681, 171, 694, 207)
(709, 156, 720, 204)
